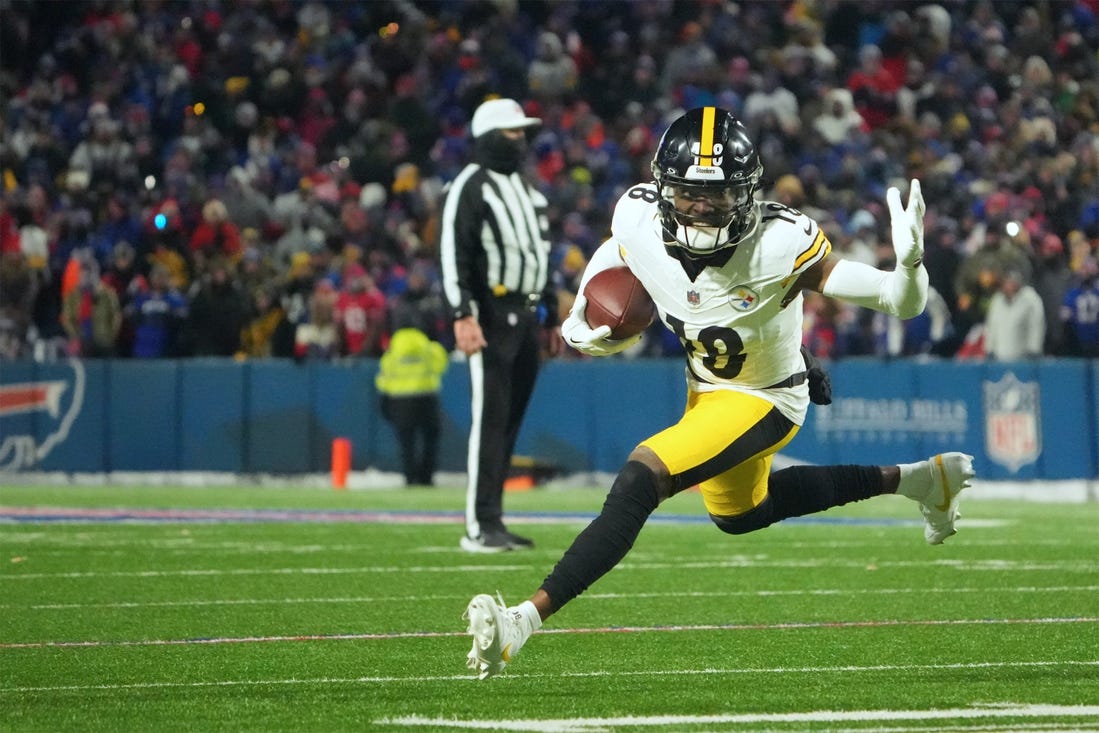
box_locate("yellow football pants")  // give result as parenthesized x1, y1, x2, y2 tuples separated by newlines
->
(640, 389, 799, 517)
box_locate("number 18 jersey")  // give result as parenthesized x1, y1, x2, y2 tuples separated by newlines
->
(609, 183, 832, 424)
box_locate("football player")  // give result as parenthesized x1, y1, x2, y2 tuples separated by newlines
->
(463, 106, 975, 680)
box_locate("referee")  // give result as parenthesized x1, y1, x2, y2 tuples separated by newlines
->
(439, 97, 561, 553)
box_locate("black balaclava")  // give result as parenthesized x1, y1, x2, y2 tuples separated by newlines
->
(475, 129, 527, 174)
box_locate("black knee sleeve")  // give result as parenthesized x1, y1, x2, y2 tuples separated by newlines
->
(710, 497, 778, 534)
(710, 464, 885, 534)
(540, 461, 660, 610)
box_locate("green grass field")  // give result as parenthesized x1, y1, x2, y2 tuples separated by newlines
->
(2, 482, 1098, 732)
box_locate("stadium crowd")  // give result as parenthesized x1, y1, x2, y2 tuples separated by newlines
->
(2, 0, 1098, 362)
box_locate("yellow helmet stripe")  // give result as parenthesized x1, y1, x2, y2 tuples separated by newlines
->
(698, 106, 716, 166)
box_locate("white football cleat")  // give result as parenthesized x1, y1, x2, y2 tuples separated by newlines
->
(463, 593, 535, 680)
(919, 452, 975, 545)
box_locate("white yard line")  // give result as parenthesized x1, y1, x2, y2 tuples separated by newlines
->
(2, 661, 1097, 693)
(379, 704, 1099, 732)
(3, 556, 1096, 581)
(3, 584, 1097, 611)
(2, 616, 1096, 649)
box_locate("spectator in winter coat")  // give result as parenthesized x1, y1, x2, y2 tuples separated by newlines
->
(335, 264, 387, 357)
(527, 32, 578, 103)
(984, 270, 1046, 361)
(294, 280, 341, 361)
(129, 264, 188, 358)
(1061, 259, 1099, 358)
(237, 286, 285, 359)
(812, 88, 867, 146)
(60, 257, 121, 357)
(184, 260, 248, 356)
(189, 199, 243, 278)
(1033, 233, 1074, 355)
(845, 44, 900, 130)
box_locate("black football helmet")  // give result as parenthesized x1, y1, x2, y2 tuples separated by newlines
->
(650, 107, 763, 254)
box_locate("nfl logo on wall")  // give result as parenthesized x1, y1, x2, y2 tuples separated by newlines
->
(983, 372, 1041, 473)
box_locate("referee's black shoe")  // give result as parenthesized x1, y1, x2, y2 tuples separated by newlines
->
(502, 527, 534, 550)
(460, 529, 512, 553)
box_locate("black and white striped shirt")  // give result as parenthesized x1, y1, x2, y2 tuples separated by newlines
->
(439, 164, 556, 324)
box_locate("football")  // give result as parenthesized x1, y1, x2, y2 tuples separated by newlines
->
(582, 266, 655, 340)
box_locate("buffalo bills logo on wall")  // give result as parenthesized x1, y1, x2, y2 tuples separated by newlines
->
(983, 372, 1041, 473)
(0, 360, 85, 471)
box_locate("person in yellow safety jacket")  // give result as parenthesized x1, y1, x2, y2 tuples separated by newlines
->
(375, 327, 450, 486)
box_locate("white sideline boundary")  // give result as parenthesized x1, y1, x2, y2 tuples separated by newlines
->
(380, 704, 1099, 732)
(3, 469, 1097, 503)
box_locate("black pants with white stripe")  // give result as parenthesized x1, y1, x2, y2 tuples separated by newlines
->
(464, 300, 542, 538)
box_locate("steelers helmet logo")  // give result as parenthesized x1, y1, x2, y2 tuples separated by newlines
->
(729, 286, 759, 311)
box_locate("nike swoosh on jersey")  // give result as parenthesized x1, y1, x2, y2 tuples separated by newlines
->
(501, 643, 513, 662)
(934, 454, 953, 511)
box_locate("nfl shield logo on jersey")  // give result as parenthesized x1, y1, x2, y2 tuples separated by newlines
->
(983, 372, 1041, 473)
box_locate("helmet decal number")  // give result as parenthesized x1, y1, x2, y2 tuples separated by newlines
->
(690, 141, 724, 168)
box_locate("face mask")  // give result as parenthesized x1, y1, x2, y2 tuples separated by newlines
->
(476, 131, 527, 173)
(658, 184, 758, 254)
(670, 224, 729, 253)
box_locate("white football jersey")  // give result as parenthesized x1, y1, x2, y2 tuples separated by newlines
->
(607, 183, 832, 424)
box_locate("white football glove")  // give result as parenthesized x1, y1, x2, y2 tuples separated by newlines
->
(886, 178, 925, 269)
(561, 293, 642, 357)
